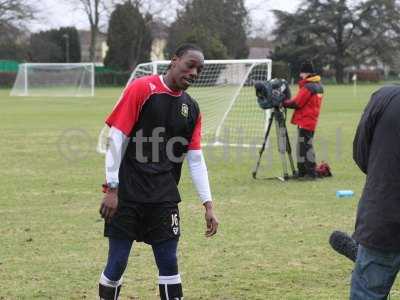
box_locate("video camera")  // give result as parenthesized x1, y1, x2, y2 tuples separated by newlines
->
(255, 78, 291, 110)
(252, 78, 296, 180)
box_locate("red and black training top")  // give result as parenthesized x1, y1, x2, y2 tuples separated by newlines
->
(106, 75, 202, 204)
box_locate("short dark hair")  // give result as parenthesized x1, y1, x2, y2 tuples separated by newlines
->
(173, 43, 203, 58)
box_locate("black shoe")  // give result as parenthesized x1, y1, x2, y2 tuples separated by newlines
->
(99, 283, 122, 300)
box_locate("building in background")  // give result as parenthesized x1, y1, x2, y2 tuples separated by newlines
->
(247, 37, 273, 59)
(79, 30, 107, 63)
(150, 21, 168, 61)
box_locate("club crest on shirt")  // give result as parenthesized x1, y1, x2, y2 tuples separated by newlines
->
(181, 103, 189, 118)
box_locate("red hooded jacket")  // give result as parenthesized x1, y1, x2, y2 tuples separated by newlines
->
(284, 75, 323, 131)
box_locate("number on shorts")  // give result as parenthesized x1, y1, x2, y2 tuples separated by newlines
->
(171, 213, 179, 227)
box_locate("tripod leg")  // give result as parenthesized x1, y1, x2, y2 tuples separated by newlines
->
(274, 112, 289, 180)
(285, 128, 297, 176)
(252, 112, 274, 179)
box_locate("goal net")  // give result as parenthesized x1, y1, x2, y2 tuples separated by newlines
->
(97, 59, 271, 153)
(10, 63, 95, 97)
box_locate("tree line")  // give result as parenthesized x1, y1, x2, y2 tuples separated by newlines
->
(1, 0, 400, 82)
(272, 0, 400, 83)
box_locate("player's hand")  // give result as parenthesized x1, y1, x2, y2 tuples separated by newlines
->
(99, 190, 118, 223)
(203, 201, 219, 237)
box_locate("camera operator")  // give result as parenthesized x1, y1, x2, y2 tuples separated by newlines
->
(283, 61, 324, 180)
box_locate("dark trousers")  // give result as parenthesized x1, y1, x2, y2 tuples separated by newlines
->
(296, 127, 316, 177)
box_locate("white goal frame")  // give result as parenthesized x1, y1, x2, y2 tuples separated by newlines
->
(128, 59, 272, 147)
(10, 63, 95, 97)
(97, 59, 272, 153)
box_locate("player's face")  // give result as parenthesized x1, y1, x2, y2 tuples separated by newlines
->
(299, 72, 309, 79)
(171, 50, 204, 90)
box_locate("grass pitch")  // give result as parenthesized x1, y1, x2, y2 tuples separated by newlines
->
(1, 84, 400, 299)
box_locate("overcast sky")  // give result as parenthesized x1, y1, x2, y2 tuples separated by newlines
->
(28, 0, 302, 34)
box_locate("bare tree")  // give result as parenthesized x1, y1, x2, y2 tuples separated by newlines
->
(0, 0, 35, 34)
(74, 0, 104, 62)
(244, 0, 275, 38)
(110, 0, 183, 24)
(74, 0, 183, 63)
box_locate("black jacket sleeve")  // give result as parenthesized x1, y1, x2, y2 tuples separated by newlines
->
(353, 88, 393, 174)
(353, 113, 373, 174)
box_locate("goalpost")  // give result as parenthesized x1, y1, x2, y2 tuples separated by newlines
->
(10, 63, 95, 97)
(97, 59, 272, 153)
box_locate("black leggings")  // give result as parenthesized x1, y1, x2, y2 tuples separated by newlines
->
(103, 238, 178, 281)
(297, 128, 316, 176)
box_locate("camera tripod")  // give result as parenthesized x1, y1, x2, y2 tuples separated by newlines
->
(252, 107, 297, 181)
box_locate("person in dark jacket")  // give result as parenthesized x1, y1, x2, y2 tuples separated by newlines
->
(283, 61, 324, 179)
(350, 85, 400, 299)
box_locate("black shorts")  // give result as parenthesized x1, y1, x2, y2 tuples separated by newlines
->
(104, 202, 180, 245)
